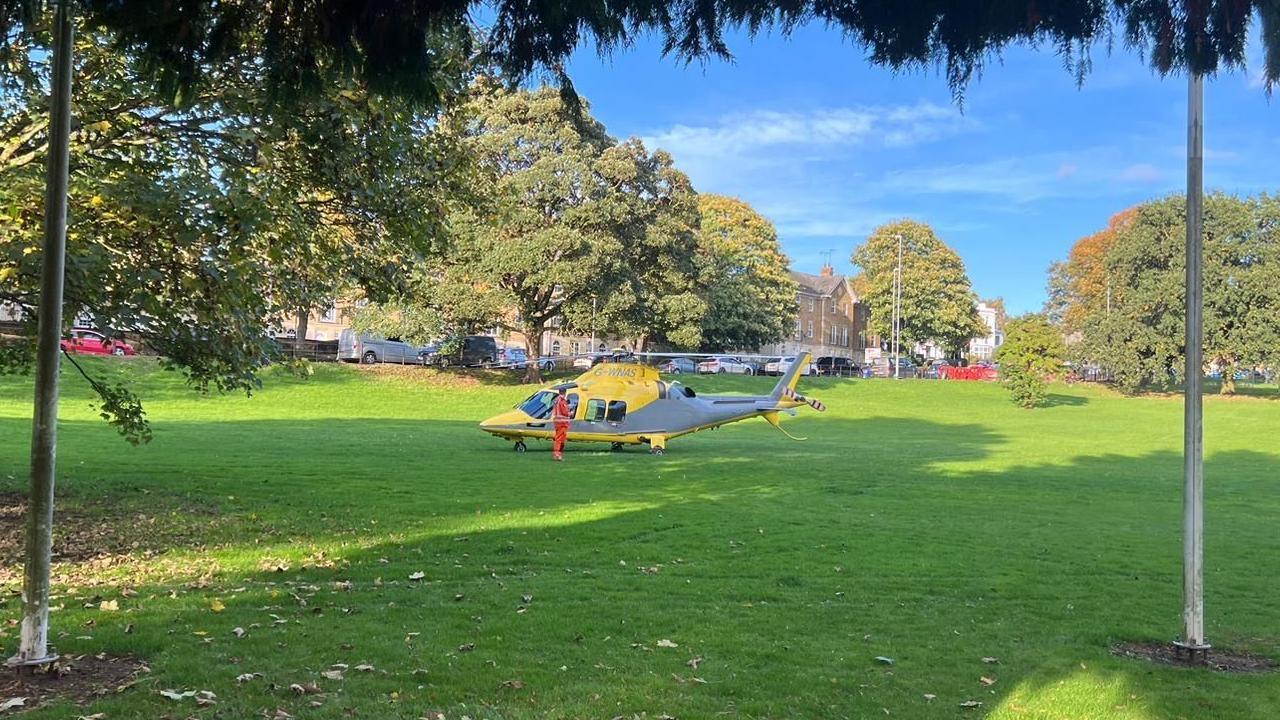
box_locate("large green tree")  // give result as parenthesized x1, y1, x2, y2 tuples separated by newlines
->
(695, 194, 797, 352)
(0, 23, 470, 427)
(369, 81, 702, 382)
(852, 220, 985, 357)
(1076, 194, 1280, 394)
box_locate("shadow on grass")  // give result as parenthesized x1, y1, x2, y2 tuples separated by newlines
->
(3, 413, 1280, 719)
(1043, 393, 1089, 407)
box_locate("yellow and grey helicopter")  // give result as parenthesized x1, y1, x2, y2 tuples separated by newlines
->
(479, 352, 825, 454)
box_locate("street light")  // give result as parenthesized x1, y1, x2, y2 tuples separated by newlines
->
(892, 234, 903, 380)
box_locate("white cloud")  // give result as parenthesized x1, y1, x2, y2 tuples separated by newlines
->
(640, 101, 975, 166)
(1117, 163, 1163, 184)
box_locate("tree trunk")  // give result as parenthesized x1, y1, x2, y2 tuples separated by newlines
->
(295, 309, 310, 342)
(1220, 359, 1236, 395)
(523, 322, 544, 384)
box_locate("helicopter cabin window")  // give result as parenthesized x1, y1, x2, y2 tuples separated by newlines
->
(585, 398, 606, 422)
(606, 400, 627, 423)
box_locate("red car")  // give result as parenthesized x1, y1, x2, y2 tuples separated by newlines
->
(60, 328, 135, 356)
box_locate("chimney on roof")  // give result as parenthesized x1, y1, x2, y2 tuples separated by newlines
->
(820, 264, 835, 277)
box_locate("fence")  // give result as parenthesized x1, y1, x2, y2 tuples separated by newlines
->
(273, 338, 339, 363)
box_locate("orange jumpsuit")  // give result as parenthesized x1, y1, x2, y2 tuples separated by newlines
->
(552, 395, 571, 460)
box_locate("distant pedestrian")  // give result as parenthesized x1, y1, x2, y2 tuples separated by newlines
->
(552, 388, 571, 461)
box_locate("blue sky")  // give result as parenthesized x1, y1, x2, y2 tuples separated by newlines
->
(563, 23, 1276, 315)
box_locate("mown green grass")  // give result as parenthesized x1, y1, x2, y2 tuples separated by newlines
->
(2, 359, 1279, 719)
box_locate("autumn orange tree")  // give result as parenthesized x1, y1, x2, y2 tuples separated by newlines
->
(1045, 208, 1137, 333)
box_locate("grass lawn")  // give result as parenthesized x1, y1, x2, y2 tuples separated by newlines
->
(2, 359, 1280, 719)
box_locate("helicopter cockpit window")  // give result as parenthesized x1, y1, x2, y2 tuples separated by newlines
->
(518, 391, 556, 419)
(681, 386, 696, 398)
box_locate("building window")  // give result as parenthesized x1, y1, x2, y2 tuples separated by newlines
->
(831, 300, 836, 314)
(808, 297, 815, 312)
(794, 320, 802, 340)
(572, 342, 580, 355)
(552, 340, 561, 356)
(321, 306, 337, 322)
(842, 327, 849, 346)
(806, 321, 813, 338)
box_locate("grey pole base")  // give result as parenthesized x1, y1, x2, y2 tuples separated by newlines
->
(5, 652, 60, 668)
(1172, 640, 1211, 664)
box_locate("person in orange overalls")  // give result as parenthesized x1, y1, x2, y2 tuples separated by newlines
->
(551, 388, 572, 461)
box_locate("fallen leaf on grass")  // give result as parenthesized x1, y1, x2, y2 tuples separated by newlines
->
(99, 600, 118, 612)
(656, 639, 678, 648)
(960, 700, 983, 709)
(196, 690, 217, 707)
(233, 627, 247, 638)
(500, 679, 525, 690)
(76, 714, 107, 720)
(321, 670, 345, 681)
(457, 643, 475, 653)
(159, 689, 196, 701)
(874, 656, 894, 665)
(272, 709, 294, 719)
(211, 599, 226, 613)
(236, 673, 262, 684)
(1, 698, 27, 711)
(686, 656, 703, 669)
(982, 656, 999, 664)
(521, 593, 533, 604)
(290, 682, 321, 695)
(409, 572, 425, 581)
(354, 664, 376, 672)
(923, 694, 936, 702)
(980, 676, 997, 686)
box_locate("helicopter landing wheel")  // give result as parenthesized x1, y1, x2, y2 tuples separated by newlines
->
(513, 441, 527, 453)
(611, 442, 624, 452)
(650, 446, 665, 456)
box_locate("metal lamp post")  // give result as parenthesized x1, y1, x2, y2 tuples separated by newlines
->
(1176, 72, 1209, 658)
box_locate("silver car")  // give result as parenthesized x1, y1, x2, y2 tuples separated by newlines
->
(338, 329, 428, 364)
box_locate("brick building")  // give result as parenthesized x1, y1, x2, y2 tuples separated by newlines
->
(760, 265, 876, 363)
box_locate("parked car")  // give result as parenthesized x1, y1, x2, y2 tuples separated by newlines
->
(420, 335, 500, 367)
(697, 356, 756, 375)
(870, 356, 917, 378)
(338, 329, 429, 364)
(658, 357, 698, 374)
(814, 356, 856, 376)
(497, 347, 529, 368)
(920, 359, 952, 379)
(572, 353, 602, 370)
(535, 356, 558, 373)
(764, 356, 816, 376)
(61, 328, 135, 356)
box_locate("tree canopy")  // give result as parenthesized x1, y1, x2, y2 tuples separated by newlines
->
(3, 1, 1277, 108)
(695, 194, 797, 352)
(0, 22, 471, 439)
(852, 220, 985, 357)
(1066, 194, 1280, 394)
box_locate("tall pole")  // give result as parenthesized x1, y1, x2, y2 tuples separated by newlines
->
(590, 296, 597, 353)
(9, 0, 73, 668)
(1177, 72, 1208, 655)
(893, 234, 903, 379)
